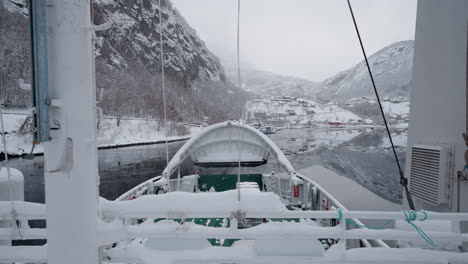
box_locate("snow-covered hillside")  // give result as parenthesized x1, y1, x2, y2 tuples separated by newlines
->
(315, 41, 414, 102)
(0, 111, 203, 155)
(225, 69, 319, 98)
(1, 0, 247, 123)
(343, 96, 410, 125)
(245, 97, 362, 128)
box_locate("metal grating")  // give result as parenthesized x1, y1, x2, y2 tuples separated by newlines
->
(409, 145, 449, 206)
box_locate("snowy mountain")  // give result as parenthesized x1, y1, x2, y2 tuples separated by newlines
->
(0, 0, 247, 123)
(225, 68, 319, 98)
(315, 40, 414, 103)
(225, 40, 413, 106)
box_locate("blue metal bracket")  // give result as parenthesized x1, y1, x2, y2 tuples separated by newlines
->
(29, 0, 50, 142)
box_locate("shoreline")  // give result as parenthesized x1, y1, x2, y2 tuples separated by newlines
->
(0, 137, 190, 160)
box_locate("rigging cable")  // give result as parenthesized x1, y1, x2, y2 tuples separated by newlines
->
(236, 0, 242, 202)
(0, 106, 20, 241)
(158, 0, 170, 191)
(346, 0, 415, 210)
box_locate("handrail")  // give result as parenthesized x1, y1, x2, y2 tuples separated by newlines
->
(0, 201, 46, 220)
(99, 223, 468, 242)
(114, 176, 161, 201)
(97, 206, 468, 253)
(0, 245, 47, 263)
(296, 172, 389, 248)
(112, 172, 389, 248)
(101, 201, 468, 220)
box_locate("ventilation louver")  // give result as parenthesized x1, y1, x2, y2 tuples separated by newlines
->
(409, 145, 451, 206)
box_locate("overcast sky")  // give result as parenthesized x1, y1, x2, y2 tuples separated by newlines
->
(171, 0, 417, 82)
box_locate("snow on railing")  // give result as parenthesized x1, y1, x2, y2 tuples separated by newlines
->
(296, 172, 388, 248)
(98, 200, 468, 255)
(0, 245, 47, 263)
(0, 201, 46, 220)
(0, 201, 47, 242)
(100, 198, 468, 221)
(1, 199, 468, 263)
(115, 176, 162, 201)
(0, 201, 47, 262)
(113, 171, 387, 248)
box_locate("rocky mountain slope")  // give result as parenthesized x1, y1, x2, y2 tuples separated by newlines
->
(225, 40, 413, 104)
(314, 40, 414, 103)
(0, 0, 246, 123)
(225, 68, 319, 99)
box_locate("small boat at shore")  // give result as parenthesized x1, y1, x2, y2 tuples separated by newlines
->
(261, 125, 275, 134)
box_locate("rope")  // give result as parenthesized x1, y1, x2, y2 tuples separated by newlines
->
(337, 210, 393, 229)
(345, 0, 415, 210)
(0, 106, 20, 241)
(403, 210, 435, 246)
(158, 0, 170, 191)
(337, 209, 435, 246)
(231, 209, 246, 226)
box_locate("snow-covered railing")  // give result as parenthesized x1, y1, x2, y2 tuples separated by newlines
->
(115, 176, 162, 201)
(0, 201, 46, 219)
(98, 220, 468, 244)
(0, 201, 47, 241)
(2, 201, 468, 262)
(296, 172, 388, 248)
(0, 245, 47, 263)
(101, 199, 468, 221)
(112, 171, 388, 248)
(99, 199, 468, 251)
(0, 201, 47, 262)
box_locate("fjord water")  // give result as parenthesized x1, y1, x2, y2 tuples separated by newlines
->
(12, 127, 404, 208)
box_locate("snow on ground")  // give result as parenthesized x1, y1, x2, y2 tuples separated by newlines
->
(97, 118, 202, 147)
(268, 128, 362, 155)
(245, 98, 361, 125)
(299, 165, 401, 212)
(246, 100, 308, 116)
(312, 103, 361, 123)
(346, 97, 410, 122)
(0, 112, 41, 155)
(0, 112, 203, 155)
(381, 100, 410, 116)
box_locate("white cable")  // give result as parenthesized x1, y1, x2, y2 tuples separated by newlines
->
(236, 0, 242, 202)
(237, 122, 242, 201)
(158, 0, 170, 192)
(0, 106, 19, 241)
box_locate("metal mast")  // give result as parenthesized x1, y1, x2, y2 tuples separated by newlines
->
(41, 0, 100, 263)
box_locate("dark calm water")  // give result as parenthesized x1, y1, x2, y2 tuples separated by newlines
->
(9, 127, 406, 204)
(9, 141, 187, 203)
(9, 128, 405, 246)
(9, 142, 189, 245)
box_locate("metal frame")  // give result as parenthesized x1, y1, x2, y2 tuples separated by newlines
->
(29, 0, 50, 142)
